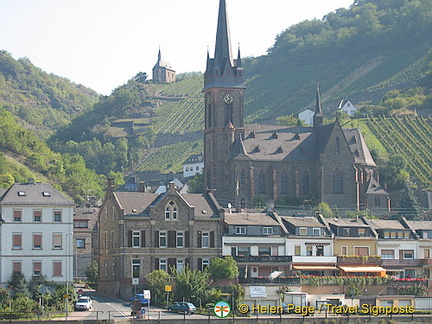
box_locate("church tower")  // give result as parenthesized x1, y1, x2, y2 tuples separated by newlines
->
(204, 0, 245, 198)
(313, 84, 324, 128)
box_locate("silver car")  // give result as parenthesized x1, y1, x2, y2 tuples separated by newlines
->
(75, 296, 92, 311)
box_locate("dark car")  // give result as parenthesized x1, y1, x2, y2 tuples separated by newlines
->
(129, 294, 150, 306)
(168, 302, 196, 315)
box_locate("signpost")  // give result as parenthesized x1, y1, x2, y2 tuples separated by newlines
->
(143, 289, 151, 309)
(165, 285, 171, 307)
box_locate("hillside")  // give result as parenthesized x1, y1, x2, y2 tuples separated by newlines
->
(0, 51, 99, 139)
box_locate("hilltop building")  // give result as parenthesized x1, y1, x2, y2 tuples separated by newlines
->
(338, 99, 358, 116)
(0, 180, 75, 286)
(298, 108, 314, 126)
(203, 0, 389, 211)
(183, 153, 204, 178)
(152, 48, 176, 83)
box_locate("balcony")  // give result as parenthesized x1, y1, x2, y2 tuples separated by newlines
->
(233, 255, 292, 263)
(337, 255, 382, 265)
(292, 256, 337, 264)
(238, 276, 300, 285)
(382, 258, 430, 268)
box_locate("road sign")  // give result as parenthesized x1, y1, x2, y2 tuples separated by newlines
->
(143, 290, 151, 299)
(165, 285, 172, 292)
(78, 289, 84, 295)
(63, 294, 69, 298)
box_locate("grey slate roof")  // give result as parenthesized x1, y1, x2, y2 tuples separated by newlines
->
(343, 128, 376, 167)
(0, 182, 74, 206)
(368, 219, 407, 230)
(405, 220, 432, 230)
(224, 212, 280, 226)
(281, 216, 326, 228)
(366, 178, 388, 195)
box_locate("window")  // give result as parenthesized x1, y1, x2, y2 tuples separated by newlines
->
(424, 249, 430, 259)
(236, 227, 246, 235)
(333, 169, 343, 194)
(74, 221, 88, 228)
(13, 233, 22, 249)
(165, 201, 179, 220)
(374, 197, 381, 207)
(313, 228, 321, 236)
(358, 228, 367, 237)
(383, 231, 390, 239)
(263, 227, 273, 235)
(306, 245, 313, 256)
(132, 259, 140, 278)
(132, 231, 140, 248)
(299, 227, 307, 235)
(159, 231, 167, 248)
(316, 246, 324, 256)
(238, 247, 250, 257)
(159, 259, 167, 272)
(176, 259, 184, 272)
(381, 249, 395, 259)
(400, 250, 414, 259)
(354, 247, 369, 256)
(202, 258, 210, 271)
(53, 261, 62, 277)
(165, 207, 170, 220)
(76, 238, 85, 249)
(33, 233, 42, 249)
(176, 232, 184, 248)
(13, 261, 22, 274)
(404, 269, 415, 279)
(202, 232, 209, 248)
(258, 247, 271, 256)
(280, 170, 288, 194)
(42, 191, 51, 197)
(258, 169, 266, 194)
(53, 210, 62, 223)
(33, 210, 42, 222)
(335, 137, 340, 154)
(13, 210, 22, 222)
(295, 245, 301, 256)
(53, 233, 62, 249)
(172, 208, 178, 220)
(302, 171, 309, 195)
(341, 246, 348, 255)
(17, 191, 26, 196)
(33, 261, 42, 276)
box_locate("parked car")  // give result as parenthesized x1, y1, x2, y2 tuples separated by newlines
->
(167, 302, 196, 315)
(129, 294, 150, 306)
(74, 296, 92, 311)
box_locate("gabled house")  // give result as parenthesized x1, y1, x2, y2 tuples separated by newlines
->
(281, 216, 336, 276)
(98, 180, 223, 299)
(298, 108, 314, 126)
(0, 180, 75, 285)
(338, 100, 357, 116)
(182, 153, 204, 178)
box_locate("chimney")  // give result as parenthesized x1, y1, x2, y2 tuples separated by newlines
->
(28, 178, 35, 185)
(107, 178, 115, 193)
(138, 181, 146, 193)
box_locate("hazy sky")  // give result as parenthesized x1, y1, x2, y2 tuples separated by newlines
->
(0, 0, 352, 95)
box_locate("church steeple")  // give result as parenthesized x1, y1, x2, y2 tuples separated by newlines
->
(313, 83, 324, 128)
(214, 0, 233, 70)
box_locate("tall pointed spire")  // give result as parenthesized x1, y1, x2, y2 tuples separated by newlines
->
(214, 0, 233, 69)
(313, 83, 324, 127)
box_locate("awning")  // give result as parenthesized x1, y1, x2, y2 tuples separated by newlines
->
(293, 265, 338, 270)
(339, 266, 386, 272)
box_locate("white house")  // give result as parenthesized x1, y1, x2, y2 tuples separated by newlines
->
(0, 180, 75, 286)
(182, 154, 204, 178)
(298, 108, 314, 126)
(338, 100, 357, 116)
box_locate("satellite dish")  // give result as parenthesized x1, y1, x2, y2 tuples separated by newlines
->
(227, 203, 232, 209)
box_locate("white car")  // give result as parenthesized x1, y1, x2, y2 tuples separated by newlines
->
(75, 296, 92, 311)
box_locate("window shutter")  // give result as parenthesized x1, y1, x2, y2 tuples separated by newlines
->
(53, 261, 62, 276)
(155, 231, 159, 247)
(210, 231, 215, 248)
(168, 258, 176, 274)
(13, 262, 21, 273)
(185, 258, 190, 267)
(185, 231, 189, 248)
(197, 258, 202, 271)
(34, 261, 42, 272)
(168, 231, 176, 248)
(53, 234, 62, 248)
(13, 234, 22, 247)
(128, 230, 132, 247)
(141, 230, 146, 247)
(197, 231, 202, 248)
(33, 234, 42, 248)
(154, 258, 159, 270)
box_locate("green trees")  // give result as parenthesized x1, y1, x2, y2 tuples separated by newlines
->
(171, 265, 210, 307)
(207, 256, 239, 280)
(85, 261, 99, 289)
(146, 270, 171, 306)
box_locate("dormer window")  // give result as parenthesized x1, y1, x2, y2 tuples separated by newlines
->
(299, 227, 307, 235)
(236, 226, 246, 235)
(165, 201, 179, 220)
(263, 227, 273, 235)
(42, 191, 51, 197)
(313, 228, 321, 236)
(18, 191, 26, 196)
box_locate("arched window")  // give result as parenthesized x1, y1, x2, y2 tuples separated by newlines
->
(165, 201, 179, 220)
(280, 170, 288, 194)
(333, 169, 343, 194)
(302, 171, 309, 195)
(335, 137, 340, 155)
(258, 169, 266, 194)
(240, 169, 246, 190)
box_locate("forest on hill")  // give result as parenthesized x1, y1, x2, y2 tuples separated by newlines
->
(1, 0, 432, 202)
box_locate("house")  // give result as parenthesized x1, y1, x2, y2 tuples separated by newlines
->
(152, 48, 176, 83)
(182, 153, 204, 178)
(98, 180, 223, 299)
(403, 219, 432, 278)
(281, 216, 337, 276)
(73, 198, 99, 279)
(338, 100, 358, 116)
(0, 180, 75, 285)
(298, 108, 314, 126)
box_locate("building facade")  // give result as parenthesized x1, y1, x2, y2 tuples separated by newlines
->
(98, 180, 224, 299)
(203, 0, 389, 211)
(0, 180, 75, 286)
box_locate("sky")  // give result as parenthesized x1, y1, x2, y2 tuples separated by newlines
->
(0, 0, 353, 95)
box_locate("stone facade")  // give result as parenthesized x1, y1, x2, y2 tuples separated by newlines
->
(98, 181, 223, 299)
(152, 48, 175, 83)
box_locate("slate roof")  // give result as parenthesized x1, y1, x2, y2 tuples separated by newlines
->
(366, 178, 388, 195)
(224, 212, 280, 226)
(0, 182, 74, 206)
(343, 128, 376, 167)
(405, 220, 432, 230)
(183, 154, 204, 165)
(326, 218, 370, 228)
(281, 216, 326, 228)
(368, 219, 407, 230)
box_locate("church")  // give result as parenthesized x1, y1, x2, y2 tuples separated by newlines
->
(203, 0, 390, 211)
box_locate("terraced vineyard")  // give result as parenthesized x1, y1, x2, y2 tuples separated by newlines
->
(365, 116, 432, 189)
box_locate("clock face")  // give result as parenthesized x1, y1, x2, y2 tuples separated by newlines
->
(223, 93, 234, 104)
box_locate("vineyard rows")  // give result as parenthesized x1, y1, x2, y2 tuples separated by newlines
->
(365, 116, 432, 189)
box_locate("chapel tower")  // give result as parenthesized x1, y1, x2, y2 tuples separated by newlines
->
(203, 0, 245, 198)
